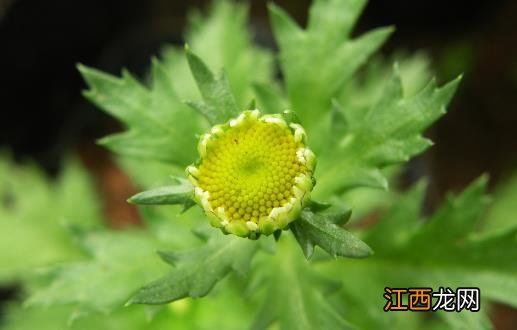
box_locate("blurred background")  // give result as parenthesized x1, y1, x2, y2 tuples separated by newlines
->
(0, 0, 516, 327)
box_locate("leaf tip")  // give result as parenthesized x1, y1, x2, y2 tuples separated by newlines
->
(384, 25, 396, 34)
(157, 250, 179, 266)
(76, 62, 87, 74)
(95, 136, 109, 146)
(473, 173, 490, 190)
(363, 244, 375, 257)
(266, 1, 279, 12)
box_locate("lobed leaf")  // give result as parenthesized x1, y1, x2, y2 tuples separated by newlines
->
(128, 230, 259, 305)
(79, 62, 206, 168)
(291, 208, 371, 259)
(269, 0, 392, 145)
(321, 177, 517, 329)
(185, 47, 240, 125)
(314, 69, 462, 198)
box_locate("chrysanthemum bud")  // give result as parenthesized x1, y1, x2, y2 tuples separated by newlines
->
(186, 110, 315, 238)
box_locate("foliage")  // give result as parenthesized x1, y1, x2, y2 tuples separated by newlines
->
(0, 155, 101, 284)
(1, 1, 516, 330)
(128, 228, 259, 305)
(324, 177, 517, 329)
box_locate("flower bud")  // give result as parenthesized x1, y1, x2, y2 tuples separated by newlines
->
(186, 110, 316, 238)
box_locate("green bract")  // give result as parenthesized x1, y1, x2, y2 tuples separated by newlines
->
(186, 110, 315, 238)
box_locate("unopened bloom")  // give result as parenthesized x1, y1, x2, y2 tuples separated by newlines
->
(186, 110, 315, 238)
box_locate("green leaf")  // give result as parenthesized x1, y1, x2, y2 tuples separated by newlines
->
(0, 155, 101, 283)
(252, 236, 355, 330)
(483, 171, 517, 233)
(266, 1, 457, 202)
(291, 208, 372, 259)
(184, 1, 274, 108)
(25, 230, 171, 315)
(78, 59, 206, 169)
(128, 229, 259, 305)
(437, 309, 492, 330)
(252, 82, 288, 114)
(26, 231, 171, 313)
(5, 285, 256, 330)
(314, 68, 462, 198)
(362, 179, 427, 252)
(337, 52, 433, 127)
(1, 305, 148, 330)
(127, 177, 195, 212)
(407, 176, 489, 245)
(320, 177, 517, 329)
(269, 0, 392, 140)
(185, 46, 240, 125)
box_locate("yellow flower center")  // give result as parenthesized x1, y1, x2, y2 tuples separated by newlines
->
(197, 119, 305, 223)
(187, 110, 315, 238)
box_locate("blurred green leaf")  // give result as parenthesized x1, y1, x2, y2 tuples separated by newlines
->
(4, 283, 255, 330)
(1, 304, 160, 330)
(483, 172, 517, 233)
(26, 230, 171, 315)
(320, 177, 517, 329)
(0, 155, 101, 283)
(252, 236, 355, 330)
(252, 82, 288, 114)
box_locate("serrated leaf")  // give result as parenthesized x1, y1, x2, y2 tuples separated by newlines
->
(266, 2, 451, 202)
(408, 175, 489, 245)
(86, 2, 275, 185)
(78, 61, 206, 169)
(184, 1, 274, 108)
(269, 0, 392, 142)
(185, 46, 240, 125)
(291, 208, 372, 259)
(314, 69, 462, 198)
(128, 231, 259, 305)
(320, 177, 517, 329)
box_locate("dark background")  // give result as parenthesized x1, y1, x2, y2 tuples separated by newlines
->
(1, 0, 516, 327)
(1, 0, 516, 189)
